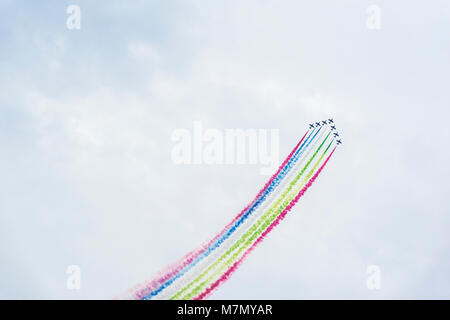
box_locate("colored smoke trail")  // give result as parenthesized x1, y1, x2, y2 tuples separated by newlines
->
(179, 139, 334, 300)
(157, 128, 328, 300)
(170, 134, 331, 300)
(138, 130, 313, 299)
(194, 147, 336, 300)
(123, 120, 340, 300)
(161, 126, 329, 300)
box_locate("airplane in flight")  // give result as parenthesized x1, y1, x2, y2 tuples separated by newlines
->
(336, 139, 342, 145)
(333, 132, 339, 138)
(331, 125, 336, 130)
(315, 122, 321, 127)
(328, 118, 334, 124)
(309, 124, 315, 129)
(322, 120, 328, 125)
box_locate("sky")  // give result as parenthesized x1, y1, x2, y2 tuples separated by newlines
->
(1, 0, 449, 299)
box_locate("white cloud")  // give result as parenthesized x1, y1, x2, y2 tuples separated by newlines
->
(127, 42, 161, 63)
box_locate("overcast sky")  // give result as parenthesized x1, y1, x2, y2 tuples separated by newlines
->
(1, 0, 449, 299)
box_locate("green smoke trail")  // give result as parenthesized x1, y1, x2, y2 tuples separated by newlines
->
(181, 139, 334, 299)
(171, 133, 331, 300)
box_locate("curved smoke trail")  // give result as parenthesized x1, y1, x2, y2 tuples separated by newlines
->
(195, 147, 336, 300)
(159, 126, 328, 300)
(170, 134, 331, 299)
(135, 130, 312, 299)
(122, 120, 340, 300)
(177, 138, 334, 299)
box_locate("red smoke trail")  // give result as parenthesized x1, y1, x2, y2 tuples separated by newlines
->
(194, 147, 336, 300)
(130, 132, 309, 299)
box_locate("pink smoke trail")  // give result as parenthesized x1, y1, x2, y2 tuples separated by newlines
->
(127, 132, 309, 299)
(194, 147, 336, 300)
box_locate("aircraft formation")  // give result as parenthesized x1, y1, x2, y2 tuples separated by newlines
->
(309, 118, 342, 145)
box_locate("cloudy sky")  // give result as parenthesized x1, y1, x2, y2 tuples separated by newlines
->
(1, 0, 449, 299)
